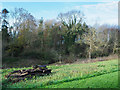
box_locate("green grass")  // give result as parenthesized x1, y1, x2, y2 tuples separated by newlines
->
(2, 59, 119, 88)
(44, 71, 118, 88)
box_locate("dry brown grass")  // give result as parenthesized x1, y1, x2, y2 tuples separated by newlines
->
(75, 54, 118, 64)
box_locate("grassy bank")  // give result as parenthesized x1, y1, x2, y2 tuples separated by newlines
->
(2, 59, 119, 88)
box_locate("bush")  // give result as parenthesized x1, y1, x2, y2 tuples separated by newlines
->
(5, 44, 23, 57)
(41, 49, 59, 64)
(21, 51, 43, 59)
(20, 49, 59, 64)
(61, 54, 77, 63)
(68, 43, 88, 58)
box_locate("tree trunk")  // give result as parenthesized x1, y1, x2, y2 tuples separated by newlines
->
(89, 39, 92, 60)
(113, 42, 117, 54)
(89, 51, 91, 60)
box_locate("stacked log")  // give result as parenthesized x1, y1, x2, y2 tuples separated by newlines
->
(5, 65, 51, 83)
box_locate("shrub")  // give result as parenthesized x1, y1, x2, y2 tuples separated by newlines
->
(5, 44, 23, 57)
(20, 48, 59, 64)
(62, 54, 77, 63)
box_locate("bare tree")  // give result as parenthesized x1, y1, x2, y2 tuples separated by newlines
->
(83, 27, 98, 59)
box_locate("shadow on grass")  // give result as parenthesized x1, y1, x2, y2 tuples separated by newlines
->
(40, 70, 119, 88)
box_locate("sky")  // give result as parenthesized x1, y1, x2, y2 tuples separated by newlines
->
(1, 0, 119, 26)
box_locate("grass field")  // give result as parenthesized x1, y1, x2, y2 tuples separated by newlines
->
(2, 59, 119, 88)
(44, 72, 118, 88)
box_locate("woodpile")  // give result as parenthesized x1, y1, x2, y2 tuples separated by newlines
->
(5, 65, 51, 83)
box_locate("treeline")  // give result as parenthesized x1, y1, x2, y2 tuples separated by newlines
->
(1, 8, 119, 64)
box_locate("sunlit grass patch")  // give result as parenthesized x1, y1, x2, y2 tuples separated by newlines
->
(2, 59, 118, 88)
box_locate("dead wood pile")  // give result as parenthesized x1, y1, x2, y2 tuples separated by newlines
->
(5, 65, 51, 83)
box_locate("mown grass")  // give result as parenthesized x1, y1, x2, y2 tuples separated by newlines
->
(2, 59, 119, 88)
(44, 71, 119, 88)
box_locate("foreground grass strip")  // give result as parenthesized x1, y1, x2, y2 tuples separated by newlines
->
(44, 71, 119, 88)
(2, 59, 118, 88)
(39, 70, 119, 88)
